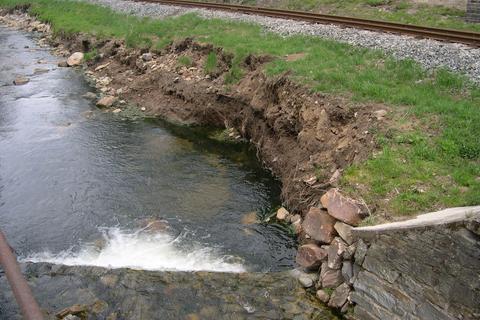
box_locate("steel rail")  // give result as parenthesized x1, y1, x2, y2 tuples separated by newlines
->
(0, 230, 44, 320)
(135, 0, 480, 46)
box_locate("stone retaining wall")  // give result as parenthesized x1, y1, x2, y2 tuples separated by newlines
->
(467, 0, 480, 22)
(351, 207, 480, 320)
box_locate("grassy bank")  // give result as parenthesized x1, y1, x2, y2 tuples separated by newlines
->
(195, 0, 480, 32)
(1, 0, 478, 220)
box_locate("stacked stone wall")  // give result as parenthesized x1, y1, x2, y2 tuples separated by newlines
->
(351, 207, 480, 319)
(467, 0, 480, 22)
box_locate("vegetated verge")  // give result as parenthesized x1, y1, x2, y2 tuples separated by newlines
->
(1, 0, 479, 224)
(191, 0, 480, 32)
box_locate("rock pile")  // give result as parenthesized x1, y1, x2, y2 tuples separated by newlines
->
(293, 188, 369, 314)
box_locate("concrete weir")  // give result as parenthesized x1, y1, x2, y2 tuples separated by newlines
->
(351, 206, 480, 320)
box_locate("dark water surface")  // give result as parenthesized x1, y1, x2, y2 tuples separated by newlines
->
(0, 26, 296, 273)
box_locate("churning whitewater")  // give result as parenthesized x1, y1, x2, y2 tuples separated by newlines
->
(24, 227, 246, 272)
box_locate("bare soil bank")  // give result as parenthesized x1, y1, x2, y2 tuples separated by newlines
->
(67, 35, 386, 218)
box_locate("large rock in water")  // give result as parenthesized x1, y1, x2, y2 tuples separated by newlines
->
(0, 263, 340, 319)
(320, 188, 367, 226)
(67, 52, 84, 66)
(13, 76, 29, 85)
(96, 96, 116, 108)
(296, 243, 327, 269)
(302, 207, 336, 243)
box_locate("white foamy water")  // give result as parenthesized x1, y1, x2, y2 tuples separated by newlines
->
(25, 228, 246, 273)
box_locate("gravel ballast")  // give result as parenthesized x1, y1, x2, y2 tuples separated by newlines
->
(86, 0, 480, 83)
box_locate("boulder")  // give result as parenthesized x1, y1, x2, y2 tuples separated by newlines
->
(96, 96, 116, 108)
(320, 188, 367, 226)
(276, 207, 289, 221)
(141, 53, 153, 61)
(296, 244, 327, 270)
(316, 289, 330, 304)
(320, 261, 343, 288)
(299, 276, 314, 288)
(302, 207, 336, 243)
(13, 76, 29, 85)
(290, 269, 318, 288)
(334, 221, 354, 244)
(67, 52, 84, 66)
(327, 238, 347, 270)
(328, 283, 350, 309)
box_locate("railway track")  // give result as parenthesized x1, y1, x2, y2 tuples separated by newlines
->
(133, 0, 480, 47)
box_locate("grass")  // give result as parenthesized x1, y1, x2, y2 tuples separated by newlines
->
(177, 55, 193, 67)
(204, 51, 218, 75)
(194, 0, 480, 32)
(83, 48, 97, 61)
(1, 0, 478, 219)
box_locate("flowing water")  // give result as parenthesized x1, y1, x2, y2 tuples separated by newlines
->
(0, 25, 337, 319)
(0, 26, 296, 273)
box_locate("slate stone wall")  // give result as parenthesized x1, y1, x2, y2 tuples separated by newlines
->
(351, 217, 480, 319)
(467, 0, 480, 22)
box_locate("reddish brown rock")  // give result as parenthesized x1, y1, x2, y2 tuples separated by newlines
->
(296, 243, 327, 270)
(67, 52, 84, 66)
(320, 188, 367, 226)
(302, 207, 337, 243)
(334, 221, 354, 244)
(327, 237, 347, 270)
(320, 261, 344, 288)
(328, 283, 351, 309)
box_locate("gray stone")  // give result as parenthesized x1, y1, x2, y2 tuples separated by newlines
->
(352, 208, 480, 320)
(334, 221, 354, 244)
(343, 243, 356, 260)
(141, 52, 153, 61)
(354, 239, 367, 266)
(299, 276, 314, 288)
(341, 261, 353, 284)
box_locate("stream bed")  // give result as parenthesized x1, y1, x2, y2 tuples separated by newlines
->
(0, 25, 337, 319)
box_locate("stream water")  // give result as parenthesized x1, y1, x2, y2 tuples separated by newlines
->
(0, 26, 298, 273)
(0, 25, 337, 319)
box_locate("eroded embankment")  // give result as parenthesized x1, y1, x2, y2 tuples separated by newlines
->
(58, 33, 383, 217)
